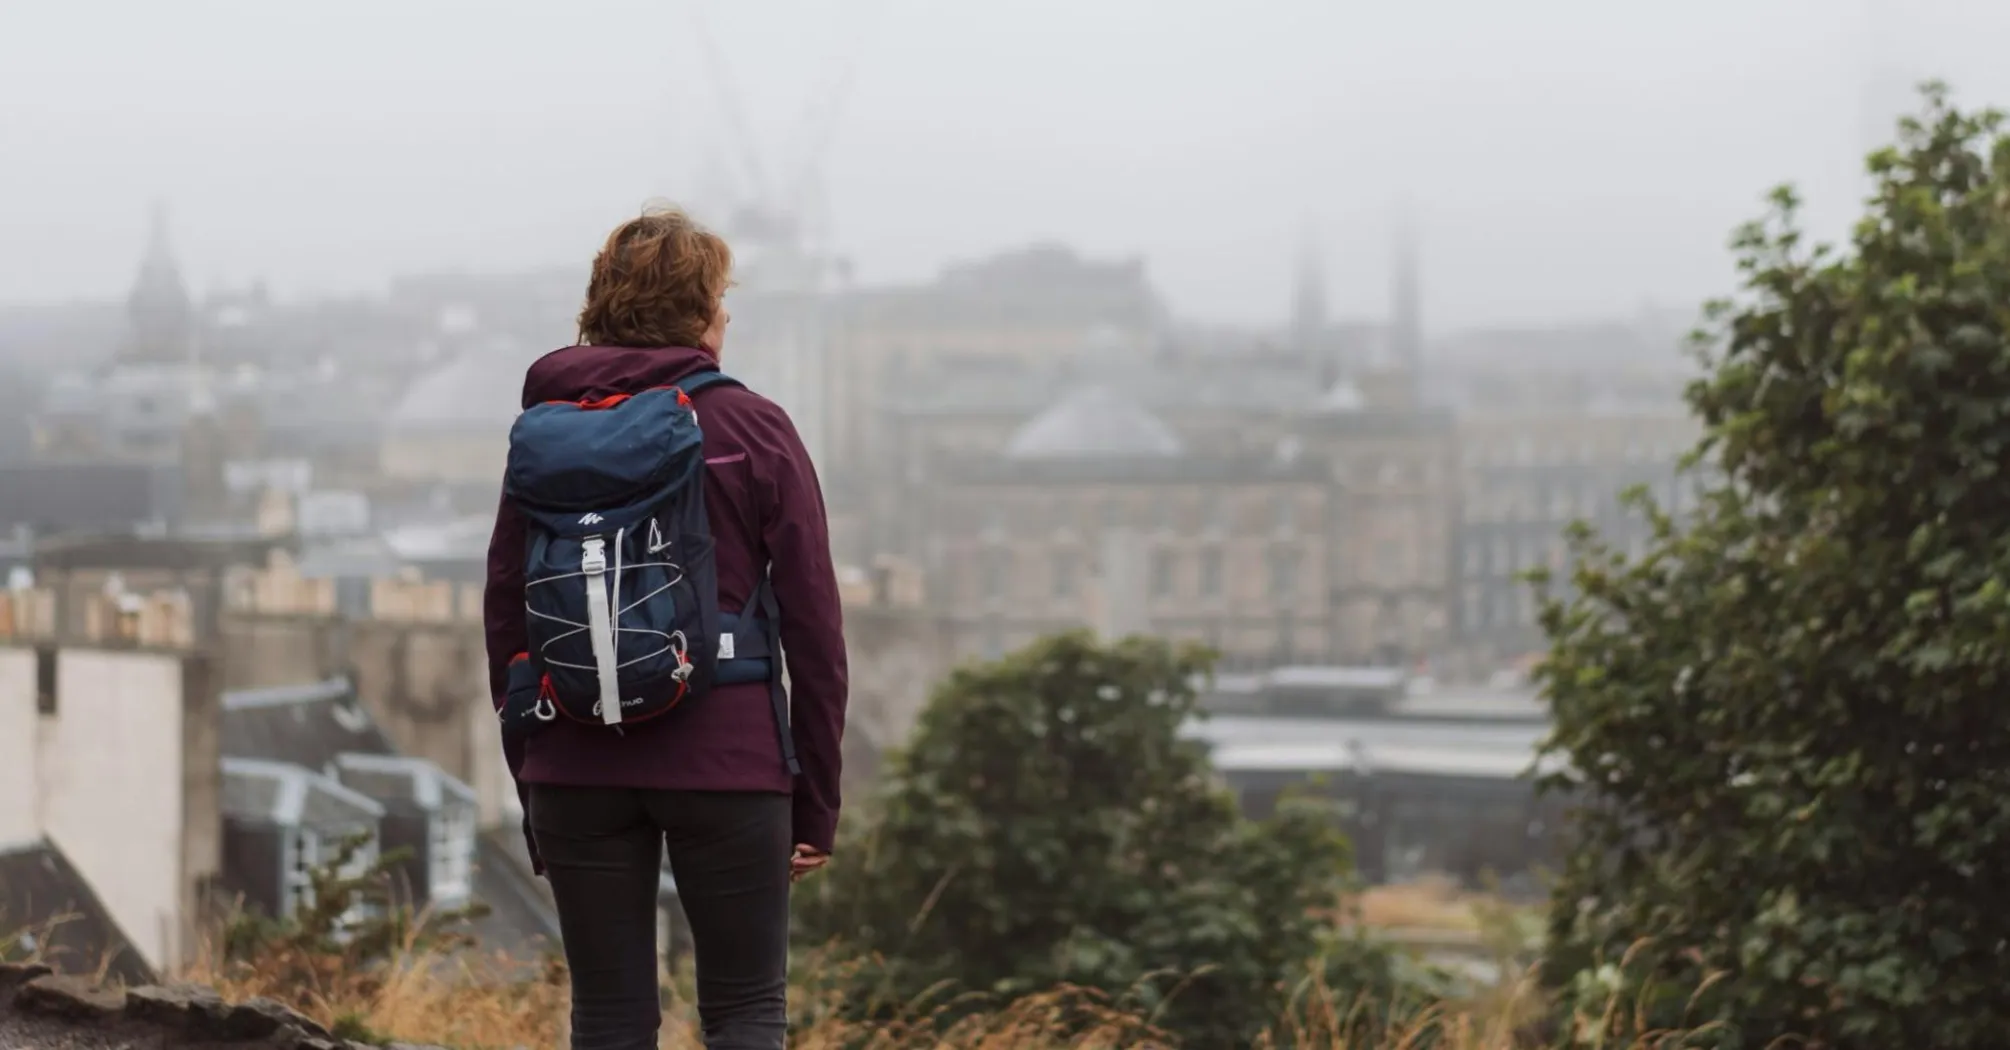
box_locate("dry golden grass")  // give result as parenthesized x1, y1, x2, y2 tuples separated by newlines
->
(5, 896, 1598, 1050)
(171, 926, 1575, 1050)
(1354, 876, 1515, 933)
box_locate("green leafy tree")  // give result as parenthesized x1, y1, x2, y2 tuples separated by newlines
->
(1535, 85, 2010, 1048)
(796, 631, 1404, 1048)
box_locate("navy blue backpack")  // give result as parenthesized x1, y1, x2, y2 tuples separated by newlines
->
(496, 371, 799, 773)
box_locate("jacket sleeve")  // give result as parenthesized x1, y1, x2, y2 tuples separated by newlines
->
(749, 401, 849, 855)
(482, 490, 541, 874)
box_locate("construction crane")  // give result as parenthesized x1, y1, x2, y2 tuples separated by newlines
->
(679, 0, 888, 257)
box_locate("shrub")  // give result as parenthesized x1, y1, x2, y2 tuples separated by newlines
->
(1535, 85, 2010, 1048)
(796, 631, 1413, 1048)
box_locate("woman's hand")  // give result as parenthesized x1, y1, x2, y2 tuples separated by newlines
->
(790, 844, 829, 883)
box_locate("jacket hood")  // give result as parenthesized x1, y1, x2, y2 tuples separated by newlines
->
(518, 345, 722, 409)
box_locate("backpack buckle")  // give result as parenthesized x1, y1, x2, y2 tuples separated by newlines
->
(580, 536, 607, 575)
(669, 630, 693, 682)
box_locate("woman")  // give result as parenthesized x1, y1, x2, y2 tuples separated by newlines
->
(484, 205, 848, 1050)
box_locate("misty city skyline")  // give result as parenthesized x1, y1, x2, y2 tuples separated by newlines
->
(5, 0, 2009, 330)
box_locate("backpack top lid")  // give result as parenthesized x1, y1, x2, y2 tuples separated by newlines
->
(504, 373, 737, 537)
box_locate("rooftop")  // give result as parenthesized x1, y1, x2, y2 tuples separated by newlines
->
(331, 752, 479, 812)
(1004, 386, 1182, 460)
(385, 342, 540, 434)
(1185, 713, 1545, 759)
(219, 677, 396, 772)
(0, 840, 151, 984)
(220, 756, 386, 827)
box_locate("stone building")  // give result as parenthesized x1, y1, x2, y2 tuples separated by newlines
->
(823, 245, 1170, 562)
(921, 386, 1336, 666)
(857, 235, 1456, 668)
(1299, 392, 1458, 666)
(1450, 392, 1700, 668)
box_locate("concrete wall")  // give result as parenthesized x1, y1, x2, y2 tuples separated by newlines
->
(218, 614, 343, 692)
(178, 653, 222, 945)
(220, 594, 957, 824)
(0, 648, 39, 846)
(219, 613, 497, 820)
(345, 620, 487, 788)
(35, 649, 194, 972)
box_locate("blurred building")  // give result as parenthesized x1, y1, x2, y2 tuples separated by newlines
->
(0, 640, 222, 978)
(922, 386, 1336, 665)
(861, 237, 1454, 667)
(1449, 381, 1700, 670)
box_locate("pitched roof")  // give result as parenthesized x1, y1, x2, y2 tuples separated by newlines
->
(0, 840, 152, 985)
(219, 676, 396, 771)
(221, 756, 385, 828)
(330, 753, 478, 813)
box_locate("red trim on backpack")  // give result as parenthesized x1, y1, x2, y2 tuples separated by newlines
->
(544, 676, 690, 726)
(541, 384, 700, 412)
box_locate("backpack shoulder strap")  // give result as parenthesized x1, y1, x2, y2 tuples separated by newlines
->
(675, 370, 742, 397)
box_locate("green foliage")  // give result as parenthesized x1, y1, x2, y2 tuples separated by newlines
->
(221, 830, 488, 987)
(1534, 84, 2010, 1049)
(329, 1011, 389, 1045)
(796, 631, 1410, 1048)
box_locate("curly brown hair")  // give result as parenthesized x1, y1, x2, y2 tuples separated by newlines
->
(576, 205, 734, 349)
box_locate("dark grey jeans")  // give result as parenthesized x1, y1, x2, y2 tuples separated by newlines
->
(528, 785, 792, 1050)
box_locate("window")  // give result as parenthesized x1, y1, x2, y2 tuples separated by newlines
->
(34, 647, 56, 716)
(1150, 550, 1177, 600)
(1052, 550, 1080, 600)
(1199, 548, 1223, 600)
(1273, 492, 1296, 533)
(288, 825, 376, 927)
(429, 804, 476, 906)
(286, 830, 318, 916)
(1269, 547, 1301, 602)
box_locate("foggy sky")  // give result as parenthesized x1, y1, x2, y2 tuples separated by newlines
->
(4, 0, 2008, 329)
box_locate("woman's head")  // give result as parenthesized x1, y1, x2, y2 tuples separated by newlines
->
(576, 204, 734, 352)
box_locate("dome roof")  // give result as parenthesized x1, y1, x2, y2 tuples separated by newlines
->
(386, 343, 535, 434)
(1004, 386, 1182, 460)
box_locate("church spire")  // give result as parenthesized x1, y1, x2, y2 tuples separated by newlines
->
(124, 200, 194, 365)
(1291, 219, 1332, 380)
(1389, 207, 1423, 388)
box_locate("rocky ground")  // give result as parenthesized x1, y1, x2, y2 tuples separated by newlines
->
(0, 964, 443, 1050)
